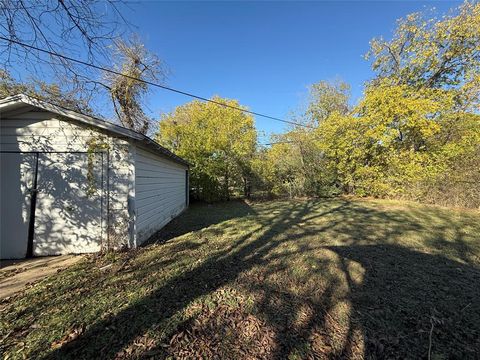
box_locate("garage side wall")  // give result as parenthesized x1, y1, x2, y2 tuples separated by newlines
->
(134, 146, 188, 245)
(0, 110, 134, 257)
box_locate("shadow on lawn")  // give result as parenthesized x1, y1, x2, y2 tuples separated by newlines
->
(146, 200, 256, 244)
(331, 244, 480, 358)
(44, 199, 480, 359)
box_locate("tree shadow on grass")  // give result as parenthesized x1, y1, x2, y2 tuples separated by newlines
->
(43, 200, 324, 359)
(42, 199, 480, 359)
(145, 199, 256, 244)
(329, 244, 480, 359)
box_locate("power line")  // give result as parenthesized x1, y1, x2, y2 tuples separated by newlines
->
(0, 36, 314, 129)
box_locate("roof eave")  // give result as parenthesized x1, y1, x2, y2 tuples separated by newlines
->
(0, 94, 189, 167)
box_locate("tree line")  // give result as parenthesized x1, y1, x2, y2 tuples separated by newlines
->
(157, 2, 479, 207)
(2, 1, 478, 208)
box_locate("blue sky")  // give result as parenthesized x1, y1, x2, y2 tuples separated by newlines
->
(4, 1, 461, 142)
(122, 1, 460, 142)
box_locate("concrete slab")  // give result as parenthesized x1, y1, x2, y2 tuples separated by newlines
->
(0, 255, 84, 299)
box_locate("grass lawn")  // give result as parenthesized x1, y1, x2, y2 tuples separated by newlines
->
(1, 198, 479, 359)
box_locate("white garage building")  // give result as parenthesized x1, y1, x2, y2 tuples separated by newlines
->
(0, 94, 189, 259)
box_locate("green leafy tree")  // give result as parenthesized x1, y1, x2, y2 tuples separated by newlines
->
(274, 2, 480, 206)
(157, 97, 257, 201)
(360, 2, 480, 205)
(366, 2, 480, 90)
(255, 79, 352, 198)
(307, 80, 350, 125)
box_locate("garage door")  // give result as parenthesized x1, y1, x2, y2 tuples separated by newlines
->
(0, 152, 105, 259)
(34, 152, 105, 256)
(0, 152, 36, 259)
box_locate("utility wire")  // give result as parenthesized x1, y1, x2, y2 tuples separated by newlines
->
(1, 36, 314, 129)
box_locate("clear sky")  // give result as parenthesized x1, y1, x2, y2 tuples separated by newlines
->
(121, 1, 460, 142)
(5, 1, 461, 141)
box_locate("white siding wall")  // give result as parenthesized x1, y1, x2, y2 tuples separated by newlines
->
(134, 147, 187, 245)
(0, 109, 134, 257)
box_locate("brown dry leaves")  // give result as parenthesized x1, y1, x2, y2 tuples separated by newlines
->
(167, 303, 276, 360)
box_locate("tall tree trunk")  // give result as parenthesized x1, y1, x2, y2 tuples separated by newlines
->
(224, 170, 230, 201)
(243, 176, 251, 199)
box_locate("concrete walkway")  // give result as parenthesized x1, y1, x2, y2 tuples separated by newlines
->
(0, 255, 84, 299)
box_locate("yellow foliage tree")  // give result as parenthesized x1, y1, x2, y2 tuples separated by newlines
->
(157, 97, 257, 201)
